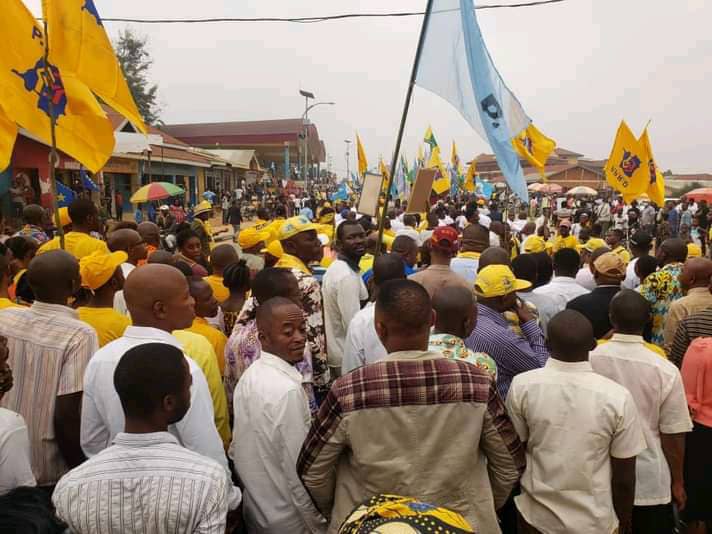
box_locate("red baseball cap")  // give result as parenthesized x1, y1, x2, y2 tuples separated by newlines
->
(431, 226, 459, 253)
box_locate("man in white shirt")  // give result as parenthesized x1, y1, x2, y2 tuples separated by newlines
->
(591, 290, 693, 534)
(622, 231, 653, 290)
(534, 248, 590, 313)
(322, 221, 368, 377)
(55, 343, 231, 534)
(0, 335, 35, 495)
(230, 297, 327, 534)
(107, 229, 147, 316)
(507, 310, 645, 534)
(343, 254, 405, 374)
(80, 264, 240, 510)
(450, 223, 489, 284)
(594, 198, 612, 235)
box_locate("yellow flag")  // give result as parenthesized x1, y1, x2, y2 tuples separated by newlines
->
(0, 112, 18, 171)
(639, 127, 665, 207)
(417, 144, 424, 165)
(44, 0, 147, 133)
(379, 158, 390, 194)
(512, 123, 556, 178)
(604, 121, 649, 202)
(464, 159, 476, 192)
(433, 176, 451, 195)
(0, 0, 115, 172)
(356, 133, 367, 176)
(451, 141, 462, 175)
(428, 146, 450, 193)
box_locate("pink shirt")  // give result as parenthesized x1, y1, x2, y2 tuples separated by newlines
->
(681, 337, 712, 427)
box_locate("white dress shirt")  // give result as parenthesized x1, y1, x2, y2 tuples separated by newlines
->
(54, 432, 230, 534)
(80, 326, 240, 509)
(507, 358, 646, 534)
(534, 276, 590, 313)
(622, 257, 640, 290)
(575, 266, 596, 291)
(342, 303, 388, 374)
(450, 256, 479, 284)
(230, 352, 327, 534)
(590, 334, 694, 505)
(0, 407, 36, 495)
(322, 259, 368, 370)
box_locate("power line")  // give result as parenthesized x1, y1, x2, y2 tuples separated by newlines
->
(91, 0, 566, 24)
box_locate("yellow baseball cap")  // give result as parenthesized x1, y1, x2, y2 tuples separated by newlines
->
(278, 215, 318, 241)
(238, 227, 270, 250)
(261, 239, 284, 258)
(194, 200, 212, 216)
(522, 235, 546, 253)
(583, 237, 606, 253)
(474, 265, 531, 298)
(79, 250, 128, 290)
(687, 243, 702, 258)
(58, 206, 71, 227)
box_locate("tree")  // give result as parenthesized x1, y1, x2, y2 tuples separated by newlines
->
(115, 29, 161, 125)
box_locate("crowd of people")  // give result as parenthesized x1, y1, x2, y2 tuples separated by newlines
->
(0, 188, 710, 534)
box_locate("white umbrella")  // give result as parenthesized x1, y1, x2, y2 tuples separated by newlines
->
(567, 186, 597, 196)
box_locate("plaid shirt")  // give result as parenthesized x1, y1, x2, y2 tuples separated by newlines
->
(298, 350, 525, 533)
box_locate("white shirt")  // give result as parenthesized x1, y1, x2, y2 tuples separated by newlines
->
(0, 407, 36, 495)
(534, 276, 590, 313)
(342, 303, 387, 374)
(450, 256, 479, 284)
(322, 259, 368, 369)
(230, 352, 326, 534)
(575, 266, 596, 291)
(590, 334, 694, 505)
(80, 326, 240, 509)
(54, 432, 230, 534)
(622, 257, 640, 290)
(507, 359, 646, 534)
(511, 218, 527, 234)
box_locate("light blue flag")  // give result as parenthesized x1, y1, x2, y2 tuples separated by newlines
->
(330, 182, 350, 202)
(415, 0, 531, 202)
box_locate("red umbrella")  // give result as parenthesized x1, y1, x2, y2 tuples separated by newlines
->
(684, 188, 712, 203)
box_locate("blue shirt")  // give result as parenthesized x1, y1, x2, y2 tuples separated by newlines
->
(465, 304, 549, 399)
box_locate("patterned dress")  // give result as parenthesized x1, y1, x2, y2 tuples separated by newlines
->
(428, 333, 497, 379)
(639, 262, 684, 346)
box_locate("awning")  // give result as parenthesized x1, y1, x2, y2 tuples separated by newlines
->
(204, 149, 260, 170)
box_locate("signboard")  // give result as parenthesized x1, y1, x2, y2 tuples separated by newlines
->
(406, 168, 437, 213)
(357, 172, 384, 217)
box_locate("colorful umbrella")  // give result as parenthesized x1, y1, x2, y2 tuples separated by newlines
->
(130, 182, 185, 203)
(684, 188, 712, 203)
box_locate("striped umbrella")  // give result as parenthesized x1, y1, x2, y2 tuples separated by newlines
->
(130, 182, 185, 203)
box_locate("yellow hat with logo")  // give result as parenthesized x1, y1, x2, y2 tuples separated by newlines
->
(583, 237, 607, 253)
(194, 200, 213, 216)
(238, 227, 271, 250)
(474, 265, 531, 298)
(261, 239, 284, 258)
(79, 250, 128, 290)
(522, 235, 546, 254)
(278, 215, 318, 241)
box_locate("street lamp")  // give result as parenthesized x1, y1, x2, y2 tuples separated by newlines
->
(344, 139, 352, 181)
(299, 92, 334, 191)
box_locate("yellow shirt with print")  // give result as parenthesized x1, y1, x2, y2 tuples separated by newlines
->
(77, 306, 131, 347)
(38, 231, 109, 259)
(552, 234, 579, 253)
(172, 329, 231, 447)
(0, 297, 22, 310)
(205, 275, 229, 304)
(612, 245, 631, 264)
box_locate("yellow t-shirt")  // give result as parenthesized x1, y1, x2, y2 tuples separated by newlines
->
(612, 246, 632, 265)
(77, 306, 131, 347)
(205, 275, 229, 304)
(359, 253, 375, 275)
(38, 231, 109, 259)
(184, 318, 228, 378)
(0, 297, 22, 310)
(172, 329, 231, 447)
(552, 234, 579, 253)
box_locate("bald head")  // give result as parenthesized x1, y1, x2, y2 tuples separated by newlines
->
(547, 310, 595, 362)
(210, 244, 239, 273)
(27, 250, 79, 304)
(680, 257, 712, 291)
(137, 222, 160, 247)
(610, 289, 650, 335)
(432, 286, 476, 338)
(660, 238, 688, 264)
(147, 250, 176, 266)
(478, 247, 511, 272)
(124, 264, 195, 331)
(108, 229, 142, 253)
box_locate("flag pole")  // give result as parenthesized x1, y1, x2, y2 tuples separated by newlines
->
(376, 0, 435, 254)
(42, 20, 65, 250)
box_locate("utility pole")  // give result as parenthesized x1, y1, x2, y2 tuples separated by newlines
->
(344, 139, 351, 182)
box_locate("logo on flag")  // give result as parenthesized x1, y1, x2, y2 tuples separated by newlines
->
(620, 150, 641, 178)
(13, 59, 67, 119)
(82, 0, 103, 26)
(480, 94, 503, 129)
(648, 160, 657, 184)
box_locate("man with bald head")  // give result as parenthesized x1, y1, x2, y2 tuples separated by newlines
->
(80, 264, 241, 511)
(136, 221, 161, 263)
(663, 257, 712, 353)
(451, 223, 489, 283)
(0, 250, 99, 488)
(231, 297, 327, 533)
(107, 228, 147, 276)
(640, 238, 689, 346)
(299, 280, 525, 533)
(507, 310, 645, 534)
(477, 246, 512, 272)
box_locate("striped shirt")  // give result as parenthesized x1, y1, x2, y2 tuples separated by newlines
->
(465, 304, 549, 399)
(0, 301, 98, 486)
(53, 432, 229, 534)
(669, 306, 712, 368)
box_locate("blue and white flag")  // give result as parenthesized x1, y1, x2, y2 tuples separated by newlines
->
(56, 180, 75, 207)
(330, 182, 350, 202)
(415, 0, 531, 202)
(80, 167, 100, 192)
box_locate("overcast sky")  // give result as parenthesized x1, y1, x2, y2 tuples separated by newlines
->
(27, 0, 712, 174)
